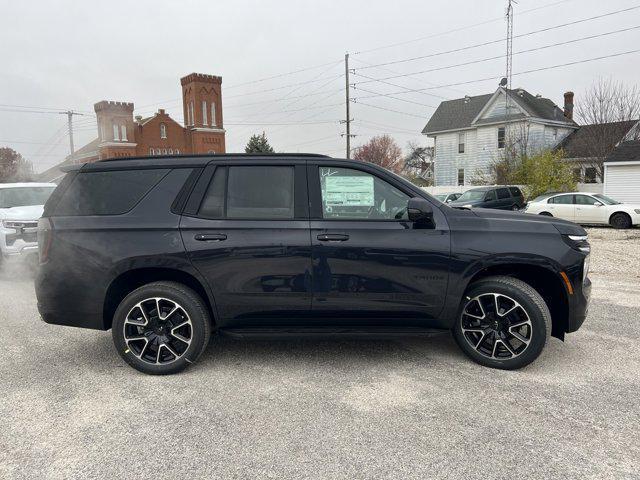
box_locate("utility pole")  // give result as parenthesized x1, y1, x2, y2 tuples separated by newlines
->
(58, 110, 84, 158)
(342, 52, 355, 159)
(503, 0, 516, 162)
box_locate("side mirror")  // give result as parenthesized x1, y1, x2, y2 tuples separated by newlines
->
(408, 197, 434, 224)
(446, 198, 452, 203)
(594, 201, 603, 207)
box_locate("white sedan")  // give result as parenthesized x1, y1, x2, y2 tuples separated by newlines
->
(524, 192, 640, 229)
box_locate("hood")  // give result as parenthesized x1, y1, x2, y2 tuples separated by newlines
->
(470, 207, 586, 235)
(0, 205, 44, 221)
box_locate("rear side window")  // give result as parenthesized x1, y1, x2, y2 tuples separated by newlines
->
(497, 188, 511, 199)
(509, 187, 521, 197)
(198, 165, 295, 219)
(549, 195, 574, 205)
(54, 169, 169, 215)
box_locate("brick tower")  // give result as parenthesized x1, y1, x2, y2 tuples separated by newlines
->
(94, 101, 137, 159)
(181, 73, 226, 154)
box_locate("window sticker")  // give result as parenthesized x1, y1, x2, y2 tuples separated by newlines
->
(324, 176, 374, 206)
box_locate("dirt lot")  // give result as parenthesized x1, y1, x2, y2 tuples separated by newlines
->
(0, 227, 639, 479)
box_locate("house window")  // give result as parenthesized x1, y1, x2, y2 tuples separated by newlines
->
(149, 148, 154, 155)
(498, 127, 505, 149)
(572, 167, 582, 182)
(458, 132, 465, 153)
(162, 148, 167, 155)
(211, 102, 216, 126)
(113, 123, 120, 141)
(160, 123, 167, 139)
(175, 149, 180, 154)
(168, 148, 173, 154)
(120, 125, 127, 142)
(457, 168, 465, 186)
(553, 127, 558, 140)
(189, 101, 194, 126)
(202, 101, 208, 125)
(584, 167, 597, 184)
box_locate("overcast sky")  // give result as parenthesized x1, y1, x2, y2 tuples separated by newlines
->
(1, 0, 639, 172)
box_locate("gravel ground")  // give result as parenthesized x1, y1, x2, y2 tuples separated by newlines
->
(0, 227, 639, 479)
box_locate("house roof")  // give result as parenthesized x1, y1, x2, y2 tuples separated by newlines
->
(421, 88, 574, 134)
(604, 140, 640, 163)
(556, 120, 637, 159)
(37, 137, 100, 182)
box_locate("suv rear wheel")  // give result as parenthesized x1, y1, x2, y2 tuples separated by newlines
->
(112, 281, 211, 375)
(453, 276, 551, 370)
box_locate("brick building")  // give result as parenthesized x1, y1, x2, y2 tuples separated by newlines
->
(41, 73, 225, 182)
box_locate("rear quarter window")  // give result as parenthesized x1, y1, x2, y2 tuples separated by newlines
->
(53, 169, 169, 216)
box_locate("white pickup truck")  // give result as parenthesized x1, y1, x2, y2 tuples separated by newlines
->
(0, 182, 56, 264)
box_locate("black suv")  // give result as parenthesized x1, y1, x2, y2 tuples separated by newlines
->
(449, 186, 525, 210)
(36, 154, 590, 374)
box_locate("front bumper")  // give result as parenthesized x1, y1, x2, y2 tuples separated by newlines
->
(1, 223, 39, 260)
(567, 274, 591, 333)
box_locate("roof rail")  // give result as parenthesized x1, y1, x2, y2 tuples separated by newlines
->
(99, 152, 331, 163)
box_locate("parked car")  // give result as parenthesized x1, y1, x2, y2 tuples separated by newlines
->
(1, 182, 56, 264)
(434, 192, 462, 203)
(524, 192, 640, 229)
(449, 186, 525, 211)
(36, 154, 590, 374)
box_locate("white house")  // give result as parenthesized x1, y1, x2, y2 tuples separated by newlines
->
(422, 87, 578, 186)
(604, 140, 640, 203)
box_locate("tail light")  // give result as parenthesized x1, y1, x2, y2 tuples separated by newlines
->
(37, 218, 53, 263)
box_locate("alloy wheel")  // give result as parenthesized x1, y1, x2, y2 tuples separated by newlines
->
(460, 293, 532, 360)
(123, 297, 193, 365)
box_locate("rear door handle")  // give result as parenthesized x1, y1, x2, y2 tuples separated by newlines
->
(194, 233, 227, 241)
(317, 233, 349, 242)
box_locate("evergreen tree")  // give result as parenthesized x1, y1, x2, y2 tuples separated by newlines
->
(245, 133, 274, 154)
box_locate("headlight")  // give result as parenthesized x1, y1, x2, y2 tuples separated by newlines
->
(2, 220, 21, 229)
(463, 204, 473, 209)
(562, 234, 590, 253)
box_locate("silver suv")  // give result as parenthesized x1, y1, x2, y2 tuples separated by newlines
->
(0, 183, 56, 263)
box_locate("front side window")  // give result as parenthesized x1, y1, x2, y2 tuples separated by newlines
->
(498, 127, 506, 149)
(484, 190, 497, 201)
(199, 166, 295, 219)
(458, 132, 465, 153)
(319, 167, 409, 220)
(575, 195, 600, 206)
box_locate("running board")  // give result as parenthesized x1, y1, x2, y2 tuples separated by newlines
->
(218, 326, 448, 339)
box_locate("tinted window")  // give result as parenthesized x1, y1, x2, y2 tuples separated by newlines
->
(198, 167, 226, 218)
(227, 166, 294, 219)
(575, 195, 599, 206)
(497, 188, 510, 199)
(0, 186, 55, 208)
(549, 195, 573, 205)
(485, 190, 497, 201)
(319, 167, 409, 220)
(54, 169, 169, 215)
(509, 187, 522, 197)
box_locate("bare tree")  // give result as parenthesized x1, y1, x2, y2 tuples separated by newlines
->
(574, 79, 640, 179)
(0, 147, 33, 182)
(353, 135, 405, 174)
(403, 141, 434, 185)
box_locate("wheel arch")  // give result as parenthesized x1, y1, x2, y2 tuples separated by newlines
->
(462, 261, 569, 340)
(609, 210, 632, 225)
(103, 267, 216, 330)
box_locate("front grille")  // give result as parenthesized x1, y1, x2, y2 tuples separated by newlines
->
(4, 220, 39, 246)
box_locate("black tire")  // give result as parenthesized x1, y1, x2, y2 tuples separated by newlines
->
(453, 275, 551, 370)
(539, 212, 553, 217)
(112, 281, 211, 375)
(610, 212, 632, 229)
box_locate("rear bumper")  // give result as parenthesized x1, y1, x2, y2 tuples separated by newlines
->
(38, 307, 105, 330)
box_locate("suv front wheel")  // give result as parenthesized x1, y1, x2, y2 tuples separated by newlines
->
(453, 276, 551, 370)
(112, 281, 211, 375)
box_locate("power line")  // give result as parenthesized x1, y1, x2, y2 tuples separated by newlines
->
(351, 85, 437, 108)
(225, 59, 342, 89)
(352, 101, 427, 119)
(352, 49, 640, 101)
(353, 25, 640, 86)
(225, 73, 344, 99)
(353, 5, 640, 71)
(352, 0, 577, 55)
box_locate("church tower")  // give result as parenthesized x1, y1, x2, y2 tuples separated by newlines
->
(181, 73, 226, 154)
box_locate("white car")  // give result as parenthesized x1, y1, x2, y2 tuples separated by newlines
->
(434, 192, 462, 203)
(524, 192, 640, 229)
(0, 182, 57, 262)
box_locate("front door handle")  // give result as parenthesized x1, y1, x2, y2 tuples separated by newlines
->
(194, 233, 227, 242)
(317, 233, 349, 242)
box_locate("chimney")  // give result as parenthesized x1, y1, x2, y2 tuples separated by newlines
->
(563, 91, 574, 120)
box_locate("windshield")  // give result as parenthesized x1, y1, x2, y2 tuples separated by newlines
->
(434, 194, 446, 201)
(457, 190, 487, 202)
(531, 194, 553, 202)
(0, 186, 55, 208)
(593, 194, 621, 205)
